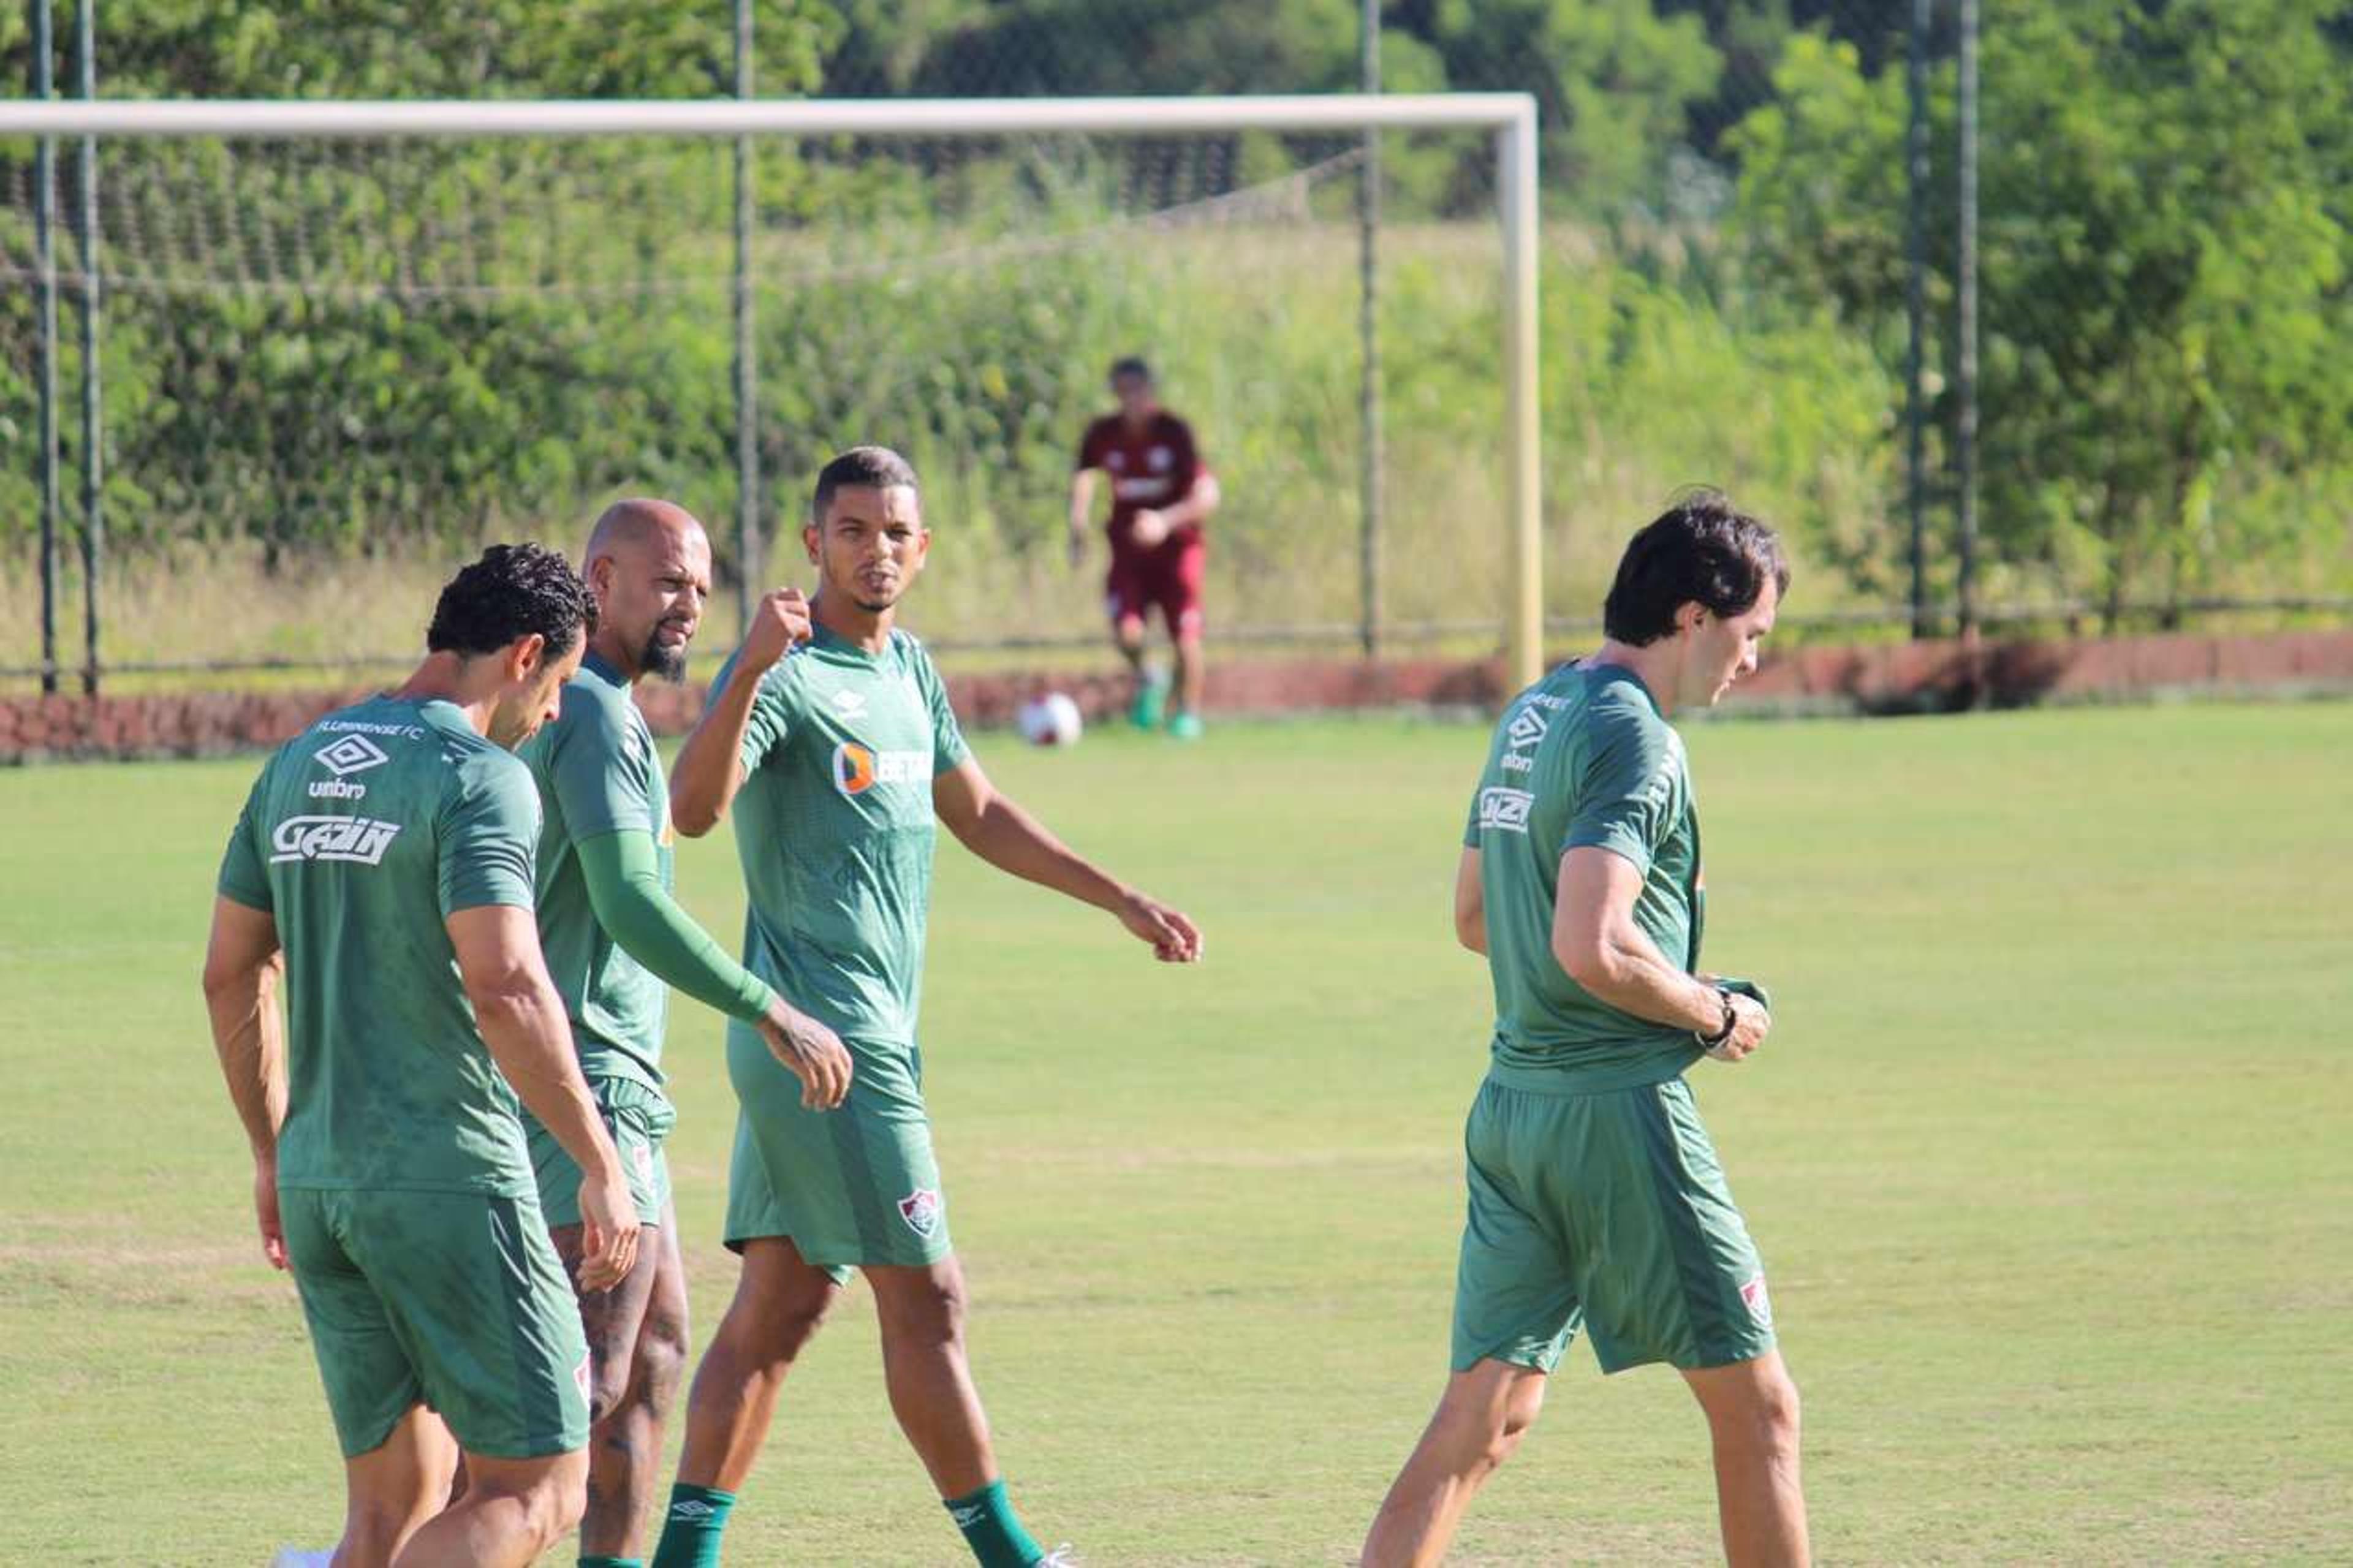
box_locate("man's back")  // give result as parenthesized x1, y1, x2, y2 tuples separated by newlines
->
(1468, 661, 1705, 1092)
(219, 694, 542, 1194)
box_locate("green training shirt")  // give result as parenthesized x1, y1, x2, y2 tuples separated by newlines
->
(1463, 661, 1708, 1093)
(723, 623, 969, 1048)
(217, 695, 542, 1195)
(521, 651, 675, 1089)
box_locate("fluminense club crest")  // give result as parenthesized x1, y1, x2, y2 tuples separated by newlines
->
(897, 1188, 942, 1238)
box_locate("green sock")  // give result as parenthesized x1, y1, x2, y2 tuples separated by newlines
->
(648, 1484, 736, 1568)
(578, 1558, 643, 1567)
(943, 1479, 1045, 1568)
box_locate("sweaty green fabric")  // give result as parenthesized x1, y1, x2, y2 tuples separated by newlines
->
(281, 1184, 590, 1458)
(528, 1074, 676, 1229)
(722, 1029, 946, 1281)
(1450, 1075, 1774, 1376)
(523, 653, 676, 1088)
(1463, 661, 1708, 1093)
(218, 694, 541, 1195)
(711, 623, 969, 1273)
(649, 1483, 735, 1568)
(722, 623, 969, 1048)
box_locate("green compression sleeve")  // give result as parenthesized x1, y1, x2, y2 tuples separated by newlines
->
(577, 828, 777, 1026)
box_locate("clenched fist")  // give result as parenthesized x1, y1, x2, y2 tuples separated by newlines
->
(741, 586, 814, 673)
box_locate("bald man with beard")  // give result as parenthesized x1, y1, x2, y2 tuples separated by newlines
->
(517, 499, 855, 1568)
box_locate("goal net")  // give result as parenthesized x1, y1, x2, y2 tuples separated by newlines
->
(0, 98, 1539, 680)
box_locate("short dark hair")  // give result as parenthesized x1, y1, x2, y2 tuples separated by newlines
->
(811, 445, 920, 521)
(425, 542, 596, 659)
(1601, 491, 1790, 646)
(1108, 355, 1152, 384)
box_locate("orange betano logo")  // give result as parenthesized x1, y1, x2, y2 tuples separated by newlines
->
(833, 741, 877, 797)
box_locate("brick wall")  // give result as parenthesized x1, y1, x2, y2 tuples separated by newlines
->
(6, 627, 2349, 762)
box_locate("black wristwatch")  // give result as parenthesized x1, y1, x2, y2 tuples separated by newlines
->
(1696, 989, 1737, 1048)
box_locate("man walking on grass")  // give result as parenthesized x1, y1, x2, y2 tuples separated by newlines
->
(205, 544, 638, 1567)
(518, 499, 855, 1568)
(1361, 493, 1810, 1567)
(650, 445, 1202, 1567)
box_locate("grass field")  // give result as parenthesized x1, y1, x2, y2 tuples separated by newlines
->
(3, 703, 2349, 1564)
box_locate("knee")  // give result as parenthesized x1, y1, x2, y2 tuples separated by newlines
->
(1712, 1369, 1802, 1460)
(343, 1494, 427, 1558)
(1760, 1371, 1802, 1450)
(1480, 1384, 1544, 1471)
(740, 1287, 834, 1371)
(884, 1274, 968, 1350)
(643, 1302, 691, 1382)
(585, 1358, 634, 1426)
(529, 1466, 589, 1550)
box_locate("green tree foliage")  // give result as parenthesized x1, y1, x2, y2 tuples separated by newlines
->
(0, 2, 834, 570)
(1733, 0, 2353, 621)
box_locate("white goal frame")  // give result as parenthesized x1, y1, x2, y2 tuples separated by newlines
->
(1, 94, 1545, 686)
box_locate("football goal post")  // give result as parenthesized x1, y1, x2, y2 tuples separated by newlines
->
(1, 94, 1542, 688)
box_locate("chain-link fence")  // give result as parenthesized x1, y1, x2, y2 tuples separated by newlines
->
(5, 1, 2350, 692)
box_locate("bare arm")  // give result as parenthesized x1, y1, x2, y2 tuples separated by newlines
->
(202, 896, 290, 1268)
(934, 756, 1202, 963)
(448, 903, 640, 1287)
(1067, 469, 1099, 564)
(1161, 468, 1221, 532)
(671, 587, 809, 836)
(1453, 847, 1488, 955)
(1552, 847, 1768, 1059)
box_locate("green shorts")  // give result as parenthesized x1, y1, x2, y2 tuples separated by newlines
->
(1450, 1072, 1776, 1376)
(525, 1074, 675, 1229)
(280, 1184, 591, 1460)
(721, 1022, 950, 1286)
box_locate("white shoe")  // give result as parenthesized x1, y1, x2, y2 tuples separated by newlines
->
(270, 1550, 335, 1567)
(1036, 1546, 1082, 1567)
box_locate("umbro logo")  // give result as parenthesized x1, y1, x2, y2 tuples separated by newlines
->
(1506, 707, 1547, 749)
(670, 1500, 717, 1521)
(830, 687, 869, 719)
(309, 735, 390, 796)
(314, 735, 390, 776)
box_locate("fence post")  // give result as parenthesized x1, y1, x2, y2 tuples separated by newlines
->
(1955, 0, 1981, 642)
(732, 0, 759, 638)
(74, 0, 102, 696)
(1357, 0, 1384, 660)
(1904, 0, 1932, 641)
(32, 0, 61, 695)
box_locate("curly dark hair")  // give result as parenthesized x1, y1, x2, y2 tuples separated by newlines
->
(1602, 491, 1790, 646)
(811, 445, 921, 522)
(425, 542, 597, 659)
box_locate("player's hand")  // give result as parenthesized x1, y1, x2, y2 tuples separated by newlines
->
(252, 1154, 288, 1271)
(741, 587, 813, 674)
(1705, 992, 1771, 1064)
(573, 1162, 642, 1293)
(1129, 508, 1170, 550)
(1118, 890, 1202, 963)
(759, 998, 854, 1110)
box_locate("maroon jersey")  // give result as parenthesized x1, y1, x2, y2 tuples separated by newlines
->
(1077, 412, 1200, 547)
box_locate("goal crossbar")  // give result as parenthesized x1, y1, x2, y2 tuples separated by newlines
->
(1, 94, 1545, 686)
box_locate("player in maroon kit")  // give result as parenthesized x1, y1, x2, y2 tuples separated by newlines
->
(1066, 357, 1221, 738)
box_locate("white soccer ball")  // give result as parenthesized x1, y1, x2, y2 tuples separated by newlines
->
(1017, 691, 1084, 747)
